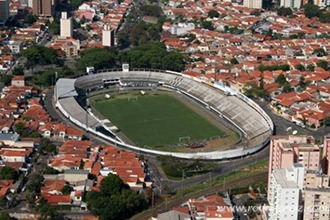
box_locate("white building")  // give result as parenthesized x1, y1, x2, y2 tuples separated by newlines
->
(60, 12, 73, 38)
(280, 0, 301, 9)
(268, 164, 304, 220)
(102, 24, 114, 47)
(243, 0, 262, 9)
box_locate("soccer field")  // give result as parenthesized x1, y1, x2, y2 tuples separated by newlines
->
(91, 92, 225, 147)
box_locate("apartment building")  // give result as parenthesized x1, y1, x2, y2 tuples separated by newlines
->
(32, 0, 56, 17)
(268, 135, 321, 200)
(280, 0, 301, 9)
(268, 164, 304, 220)
(60, 12, 72, 38)
(243, 0, 262, 9)
(304, 170, 330, 220)
(0, 0, 10, 22)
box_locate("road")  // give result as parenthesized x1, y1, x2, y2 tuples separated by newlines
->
(130, 172, 267, 220)
(257, 100, 330, 139)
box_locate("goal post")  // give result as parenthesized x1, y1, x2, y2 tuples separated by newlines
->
(179, 136, 190, 142)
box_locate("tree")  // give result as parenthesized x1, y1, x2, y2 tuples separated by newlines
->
(0, 167, 18, 180)
(118, 42, 185, 72)
(15, 122, 26, 136)
(277, 7, 293, 16)
(275, 74, 287, 86)
(26, 173, 44, 193)
(44, 144, 57, 154)
(76, 48, 116, 71)
(12, 66, 24, 75)
(302, 4, 320, 19)
(0, 75, 13, 86)
(100, 173, 128, 196)
(24, 14, 37, 25)
(201, 20, 214, 30)
(282, 81, 292, 92)
(61, 185, 73, 195)
(48, 19, 60, 35)
(295, 64, 306, 71)
(86, 174, 147, 220)
(317, 60, 329, 70)
(313, 48, 327, 56)
(22, 46, 59, 68)
(0, 211, 12, 220)
(299, 76, 307, 89)
(140, 5, 162, 17)
(37, 198, 61, 220)
(230, 58, 239, 65)
(307, 64, 315, 71)
(250, 9, 261, 16)
(70, 0, 83, 8)
(208, 10, 220, 18)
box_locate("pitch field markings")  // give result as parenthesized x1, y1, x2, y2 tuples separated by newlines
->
(91, 92, 226, 148)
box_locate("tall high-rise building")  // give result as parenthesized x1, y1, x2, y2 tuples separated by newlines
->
(243, 0, 262, 9)
(304, 170, 330, 220)
(32, 0, 56, 17)
(60, 12, 72, 38)
(268, 164, 304, 220)
(268, 135, 321, 200)
(0, 0, 10, 22)
(322, 135, 330, 175)
(102, 24, 115, 47)
(280, 0, 301, 9)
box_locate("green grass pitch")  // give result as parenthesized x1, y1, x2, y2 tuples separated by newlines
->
(91, 93, 225, 147)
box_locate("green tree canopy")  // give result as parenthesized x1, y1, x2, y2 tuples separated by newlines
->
(70, 0, 83, 8)
(86, 174, 147, 220)
(307, 64, 315, 71)
(277, 7, 293, 16)
(0, 211, 12, 220)
(201, 20, 214, 30)
(22, 46, 59, 68)
(24, 14, 37, 25)
(140, 5, 162, 17)
(230, 58, 239, 65)
(302, 4, 320, 19)
(61, 185, 74, 195)
(0, 75, 13, 86)
(317, 60, 329, 70)
(295, 64, 306, 71)
(118, 42, 185, 72)
(0, 166, 18, 180)
(76, 47, 116, 71)
(208, 10, 220, 18)
(48, 18, 60, 35)
(313, 48, 327, 56)
(275, 74, 287, 85)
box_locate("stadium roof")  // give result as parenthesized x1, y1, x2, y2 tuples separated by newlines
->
(55, 78, 78, 100)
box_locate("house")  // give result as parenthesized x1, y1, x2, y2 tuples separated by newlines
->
(11, 76, 25, 87)
(39, 122, 84, 140)
(0, 149, 29, 163)
(0, 133, 20, 146)
(49, 155, 83, 171)
(0, 118, 13, 133)
(41, 180, 67, 195)
(42, 193, 72, 206)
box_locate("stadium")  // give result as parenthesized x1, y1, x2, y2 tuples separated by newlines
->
(54, 67, 274, 160)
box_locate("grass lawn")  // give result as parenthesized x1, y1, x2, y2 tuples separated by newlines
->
(91, 92, 224, 147)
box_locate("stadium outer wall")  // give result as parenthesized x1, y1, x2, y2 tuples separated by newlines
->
(55, 69, 274, 160)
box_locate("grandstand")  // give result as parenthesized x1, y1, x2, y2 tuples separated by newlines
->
(54, 69, 273, 160)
